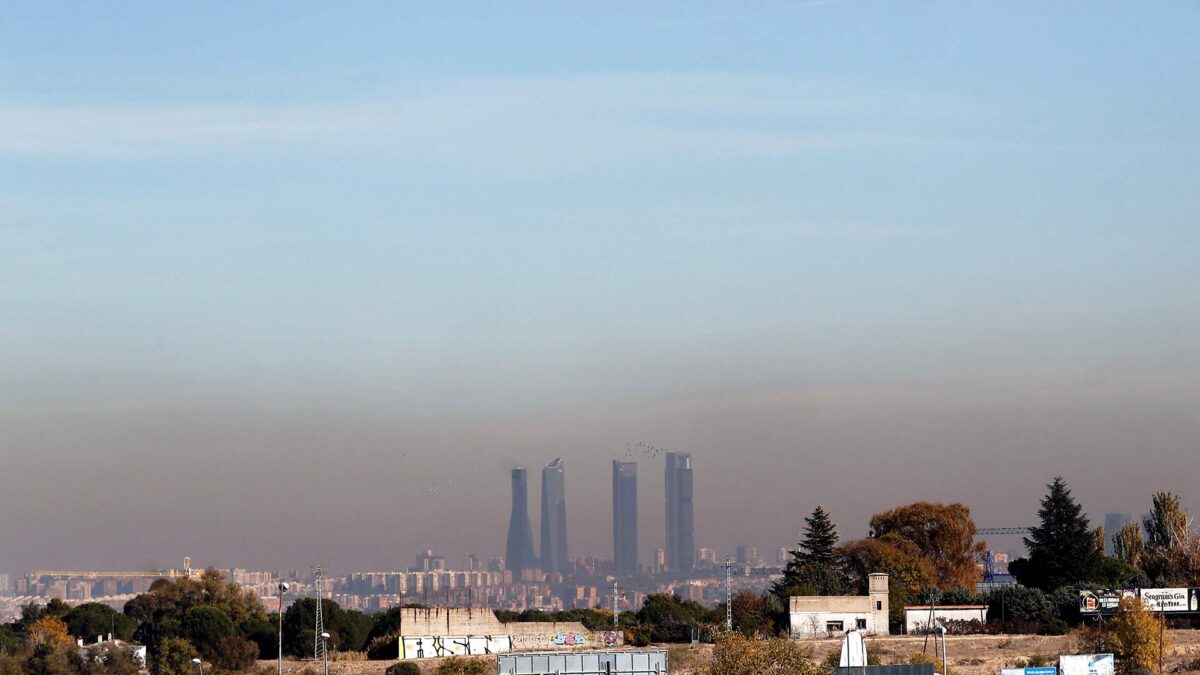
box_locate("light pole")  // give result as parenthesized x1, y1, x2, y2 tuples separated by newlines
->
(936, 625, 947, 675)
(277, 581, 289, 675)
(191, 658, 203, 675)
(320, 632, 330, 675)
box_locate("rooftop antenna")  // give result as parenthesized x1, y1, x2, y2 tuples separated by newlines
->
(313, 566, 326, 661)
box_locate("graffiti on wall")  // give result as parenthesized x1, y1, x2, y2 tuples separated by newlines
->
(552, 632, 589, 646)
(599, 631, 621, 648)
(400, 635, 512, 660)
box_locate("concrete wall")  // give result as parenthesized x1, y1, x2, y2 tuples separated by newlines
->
(394, 607, 621, 659)
(789, 573, 890, 637)
(903, 605, 988, 633)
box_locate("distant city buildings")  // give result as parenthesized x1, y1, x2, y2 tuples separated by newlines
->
(612, 460, 639, 575)
(540, 458, 569, 574)
(505, 467, 537, 572)
(1103, 513, 1133, 555)
(664, 452, 694, 573)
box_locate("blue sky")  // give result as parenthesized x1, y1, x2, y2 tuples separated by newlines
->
(2, 2, 1199, 572)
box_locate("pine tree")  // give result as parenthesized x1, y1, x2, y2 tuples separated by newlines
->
(799, 505, 839, 564)
(1013, 476, 1101, 591)
(773, 505, 847, 600)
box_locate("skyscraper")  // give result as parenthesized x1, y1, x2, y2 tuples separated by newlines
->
(664, 451, 695, 572)
(612, 460, 639, 575)
(505, 467, 537, 572)
(540, 457, 569, 573)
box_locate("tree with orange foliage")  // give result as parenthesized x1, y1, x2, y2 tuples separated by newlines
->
(25, 616, 73, 652)
(869, 501, 987, 589)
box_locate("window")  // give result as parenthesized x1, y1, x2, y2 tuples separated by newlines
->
(856, 618, 867, 629)
(876, 601, 883, 610)
(826, 621, 843, 632)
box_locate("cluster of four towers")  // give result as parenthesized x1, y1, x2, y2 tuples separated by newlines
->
(505, 453, 695, 576)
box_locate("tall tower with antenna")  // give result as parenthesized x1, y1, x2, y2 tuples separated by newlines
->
(313, 566, 325, 660)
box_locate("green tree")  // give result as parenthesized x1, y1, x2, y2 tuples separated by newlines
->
(869, 502, 987, 590)
(1012, 477, 1101, 591)
(150, 638, 200, 675)
(63, 603, 137, 642)
(634, 594, 712, 643)
(1112, 521, 1147, 570)
(282, 598, 372, 656)
(180, 607, 234, 661)
(1142, 492, 1200, 585)
(773, 506, 847, 603)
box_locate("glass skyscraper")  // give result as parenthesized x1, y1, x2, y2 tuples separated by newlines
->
(665, 451, 694, 572)
(612, 460, 639, 575)
(505, 467, 537, 572)
(540, 457, 569, 573)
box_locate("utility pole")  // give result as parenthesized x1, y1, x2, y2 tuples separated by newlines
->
(724, 559, 733, 632)
(314, 566, 325, 663)
(277, 581, 289, 675)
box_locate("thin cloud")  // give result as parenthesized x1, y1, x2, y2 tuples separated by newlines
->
(0, 73, 995, 175)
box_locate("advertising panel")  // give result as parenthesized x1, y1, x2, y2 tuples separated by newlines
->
(1078, 590, 1136, 614)
(1140, 588, 1190, 612)
(1059, 654, 1113, 675)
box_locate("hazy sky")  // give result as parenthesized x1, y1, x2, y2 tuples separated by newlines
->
(2, 1, 1199, 576)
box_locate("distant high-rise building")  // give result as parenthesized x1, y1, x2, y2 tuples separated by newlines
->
(697, 547, 717, 566)
(0, 573, 8, 597)
(414, 549, 444, 572)
(1104, 513, 1134, 556)
(541, 457, 569, 573)
(505, 467, 537, 572)
(612, 460, 639, 575)
(664, 452, 695, 572)
(777, 547, 790, 566)
(736, 545, 758, 565)
(654, 547, 667, 574)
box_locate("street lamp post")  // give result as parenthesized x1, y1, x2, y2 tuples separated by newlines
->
(320, 632, 330, 675)
(191, 658, 203, 675)
(277, 581, 289, 675)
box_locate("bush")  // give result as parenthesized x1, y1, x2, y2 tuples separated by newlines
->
(385, 663, 421, 675)
(435, 656, 490, 675)
(710, 632, 821, 675)
(1040, 618, 1070, 636)
(367, 635, 400, 660)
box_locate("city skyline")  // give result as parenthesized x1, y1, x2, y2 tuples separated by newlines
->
(3, 2, 1198, 575)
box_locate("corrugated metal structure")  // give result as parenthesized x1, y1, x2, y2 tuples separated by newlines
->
(833, 664, 935, 675)
(497, 650, 668, 674)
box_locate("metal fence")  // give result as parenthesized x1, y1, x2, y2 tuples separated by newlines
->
(496, 650, 668, 674)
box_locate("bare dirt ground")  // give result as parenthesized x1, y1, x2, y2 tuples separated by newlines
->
(260, 630, 1200, 674)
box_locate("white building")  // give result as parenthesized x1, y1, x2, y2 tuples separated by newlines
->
(789, 573, 890, 637)
(903, 604, 988, 634)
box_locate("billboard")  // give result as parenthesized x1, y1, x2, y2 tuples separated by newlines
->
(1059, 654, 1113, 675)
(1140, 588, 1190, 612)
(1078, 590, 1136, 614)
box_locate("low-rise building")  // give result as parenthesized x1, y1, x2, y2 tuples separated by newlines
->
(789, 573, 889, 637)
(903, 604, 988, 633)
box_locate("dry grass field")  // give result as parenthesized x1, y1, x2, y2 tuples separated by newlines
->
(261, 630, 1200, 675)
